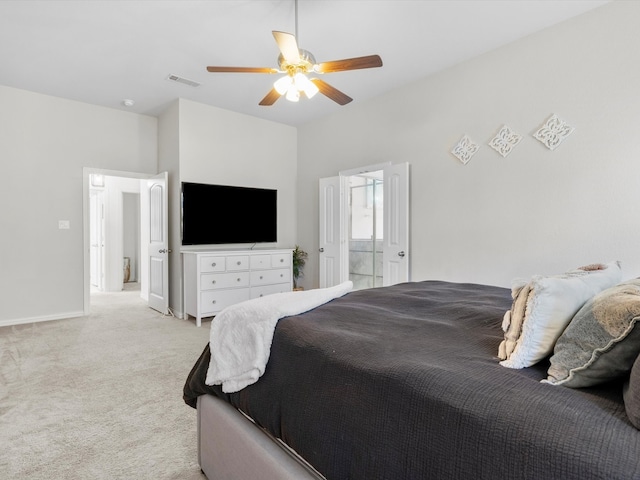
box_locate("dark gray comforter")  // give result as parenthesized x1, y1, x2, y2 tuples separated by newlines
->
(184, 281, 640, 480)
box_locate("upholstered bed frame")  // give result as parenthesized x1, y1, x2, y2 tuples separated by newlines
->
(197, 394, 323, 480)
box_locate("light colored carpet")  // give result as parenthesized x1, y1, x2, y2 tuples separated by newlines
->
(0, 284, 212, 479)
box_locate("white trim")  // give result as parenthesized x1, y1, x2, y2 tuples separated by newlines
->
(339, 162, 391, 177)
(83, 167, 153, 180)
(0, 311, 85, 328)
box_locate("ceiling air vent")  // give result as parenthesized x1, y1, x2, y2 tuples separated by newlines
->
(167, 74, 201, 88)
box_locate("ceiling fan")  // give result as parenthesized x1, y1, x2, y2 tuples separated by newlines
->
(205, 1, 383, 106)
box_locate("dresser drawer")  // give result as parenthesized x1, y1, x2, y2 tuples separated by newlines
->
(271, 253, 291, 268)
(200, 256, 226, 273)
(226, 255, 249, 271)
(251, 253, 291, 269)
(200, 289, 250, 315)
(250, 268, 290, 286)
(251, 283, 291, 299)
(249, 254, 271, 270)
(202, 272, 250, 290)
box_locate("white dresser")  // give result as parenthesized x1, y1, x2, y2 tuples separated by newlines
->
(183, 249, 293, 326)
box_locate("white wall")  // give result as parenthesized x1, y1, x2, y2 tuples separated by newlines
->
(178, 100, 297, 240)
(0, 85, 157, 325)
(297, 1, 640, 289)
(160, 98, 297, 317)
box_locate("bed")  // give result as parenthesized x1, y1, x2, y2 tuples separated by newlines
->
(183, 279, 640, 480)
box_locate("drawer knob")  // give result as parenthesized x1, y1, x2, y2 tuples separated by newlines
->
(259, 294, 264, 297)
(237, 278, 241, 282)
(280, 258, 283, 262)
(237, 261, 241, 265)
(212, 262, 216, 267)
(212, 300, 216, 304)
(280, 274, 283, 277)
(212, 280, 216, 284)
(260, 276, 263, 280)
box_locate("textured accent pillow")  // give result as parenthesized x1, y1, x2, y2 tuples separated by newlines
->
(623, 353, 640, 429)
(543, 278, 640, 387)
(499, 261, 622, 369)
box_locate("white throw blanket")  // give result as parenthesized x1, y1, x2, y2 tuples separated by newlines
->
(205, 281, 353, 393)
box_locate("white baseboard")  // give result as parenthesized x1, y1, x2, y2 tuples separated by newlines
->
(0, 311, 85, 328)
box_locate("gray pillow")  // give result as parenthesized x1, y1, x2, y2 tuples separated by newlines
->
(543, 279, 640, 388)
(623, 353, 640, 429)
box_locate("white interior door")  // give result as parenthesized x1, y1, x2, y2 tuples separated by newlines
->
(318, 176, 347, 288)
(147, 172, 169, 314)
(382, 162, 410, 286)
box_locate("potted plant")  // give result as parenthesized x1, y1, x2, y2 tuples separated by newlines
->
(292, 245, 308, 290)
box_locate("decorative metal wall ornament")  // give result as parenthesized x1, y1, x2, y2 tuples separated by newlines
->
(488, 125, 522, 158)
(451, 135, 479, 165)
(533, 114, 575, 150)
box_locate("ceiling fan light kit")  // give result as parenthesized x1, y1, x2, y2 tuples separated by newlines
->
(273, 75, 293, 95)
(205, 1, 382, 107)
(294, 73, 319, 98)
(286, 85, 300, 102)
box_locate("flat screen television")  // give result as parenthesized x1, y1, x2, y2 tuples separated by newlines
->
(181, 182, 277, 245)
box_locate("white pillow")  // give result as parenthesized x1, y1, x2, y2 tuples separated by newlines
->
(499, 261, 622, 369)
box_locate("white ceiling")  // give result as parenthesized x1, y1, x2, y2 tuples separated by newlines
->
(0, 0, 609, 127)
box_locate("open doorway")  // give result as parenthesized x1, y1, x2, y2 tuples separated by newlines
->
(83, 168, 154, 315)
(347, 170, 384, 290)
(319, 162, 409, 290)
(88, 174, 141, 296)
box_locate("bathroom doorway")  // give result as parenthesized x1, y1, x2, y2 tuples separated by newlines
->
(319, 162, 409, 289)
(347, 171, 384, 290)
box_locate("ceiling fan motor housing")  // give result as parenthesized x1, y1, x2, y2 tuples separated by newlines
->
(278, 49, 317, 75)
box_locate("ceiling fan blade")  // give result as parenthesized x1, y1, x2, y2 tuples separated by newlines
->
(207, 66, 279, 74)
(310, 78, 353, 105)
(316, 55, 383, 73)
(272, 31, 301, 64)
(259, 88, 282, 106)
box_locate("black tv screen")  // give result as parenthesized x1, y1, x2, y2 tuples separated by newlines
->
(181, 182, 277, 245)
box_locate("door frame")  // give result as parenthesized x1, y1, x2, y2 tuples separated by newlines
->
(82, 167, 155, 315)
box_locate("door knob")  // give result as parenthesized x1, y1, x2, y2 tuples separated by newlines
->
(398, 251, 405, 258)
(319, 248, 324, 253)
